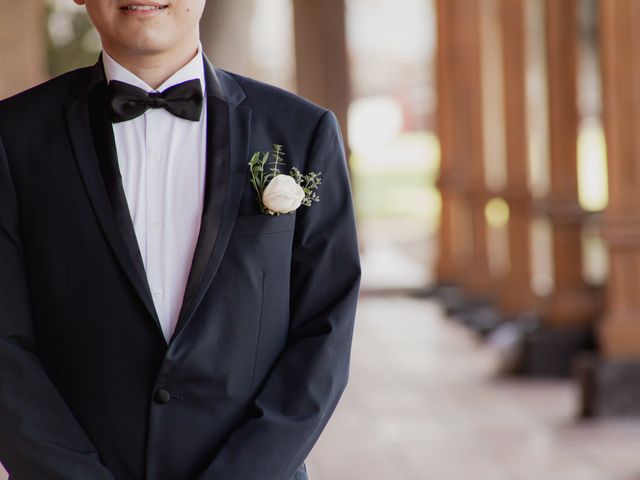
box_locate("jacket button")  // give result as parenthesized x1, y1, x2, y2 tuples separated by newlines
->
(154, 388, 171, 404)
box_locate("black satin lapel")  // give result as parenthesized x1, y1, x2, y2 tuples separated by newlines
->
(202, 53, 225, 101)
(172, 98, 252, 341)
(176, 96, 229, 330)
(65, 81, 164, 341)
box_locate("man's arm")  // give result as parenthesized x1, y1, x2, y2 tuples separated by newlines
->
(198, 110, 361, 480)
(0, 136, 115, 480)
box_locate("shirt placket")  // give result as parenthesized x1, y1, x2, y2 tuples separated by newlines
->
(145, 109, 167, 338)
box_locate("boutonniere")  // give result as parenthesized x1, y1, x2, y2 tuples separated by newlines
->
(248, 144, 322, 215)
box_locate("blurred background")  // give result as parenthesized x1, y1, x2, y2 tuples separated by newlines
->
(2, 0, 640, 478)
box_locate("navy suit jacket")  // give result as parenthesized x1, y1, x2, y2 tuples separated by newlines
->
(0, 53, 361, 480)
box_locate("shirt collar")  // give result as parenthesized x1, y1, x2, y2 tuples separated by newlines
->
(102, 42, 206, 94)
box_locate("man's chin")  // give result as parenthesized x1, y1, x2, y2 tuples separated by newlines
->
(114, 38, 173, 57)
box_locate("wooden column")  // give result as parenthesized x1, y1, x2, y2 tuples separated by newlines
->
(541, 0, 600, 326)
(292, 0, 350, 143)
(599, 0, 640, 358)
(458, 1, 493, 294)
(0, 0, 46, 99)
(498, 0, 537, 313)
(435, 0, 461, 283)
(435, 0, 491, 291)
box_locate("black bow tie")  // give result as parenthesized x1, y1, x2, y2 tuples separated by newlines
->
(107, 79, 204, 123)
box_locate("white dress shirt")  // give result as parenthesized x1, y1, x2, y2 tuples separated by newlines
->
(102, 45, 208, 344)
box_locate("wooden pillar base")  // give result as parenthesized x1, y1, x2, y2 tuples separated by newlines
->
(455, 303, 504, 337)
(428, 283, 465, 311)
(539, 285, 604, 328)
(598, 318, 640, 358)
(496, 278, 538, 315)
(431, 282, 494, 317)
(576, 353, 640, 417)
(517, 322, 596, 377)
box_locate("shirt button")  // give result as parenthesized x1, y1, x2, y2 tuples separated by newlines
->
(152, 221, 162, 231)
(153, 289, 164, 298)
(154, 388, 171, 405)
(149, 150, 161, 162)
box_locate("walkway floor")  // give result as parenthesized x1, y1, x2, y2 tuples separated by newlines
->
(2, 295, 639, 480)
(306, 295, 640, 480)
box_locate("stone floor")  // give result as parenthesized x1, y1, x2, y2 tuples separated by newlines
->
(306, 295, 640, 480)
(3, 294, 640, 480)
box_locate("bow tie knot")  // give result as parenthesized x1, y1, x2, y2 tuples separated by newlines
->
(147, 92, 169, 109)
(107, 79, 204, 123)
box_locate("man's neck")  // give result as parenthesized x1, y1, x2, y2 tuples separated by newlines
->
(102, 41, 200, 90)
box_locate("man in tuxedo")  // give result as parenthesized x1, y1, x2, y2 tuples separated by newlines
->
(0, 0, 361, 479)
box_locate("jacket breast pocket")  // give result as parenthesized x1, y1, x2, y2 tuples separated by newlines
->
(231, 213, 296, 237)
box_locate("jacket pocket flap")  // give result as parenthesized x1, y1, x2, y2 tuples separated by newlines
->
(232, 213, 296, 237)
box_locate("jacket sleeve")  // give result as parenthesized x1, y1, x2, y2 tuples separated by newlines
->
(0, 135, 115, 480)
(197, 110, 362, 480)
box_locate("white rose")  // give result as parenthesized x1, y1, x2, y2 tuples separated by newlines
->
(262, 174, 305, 214)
